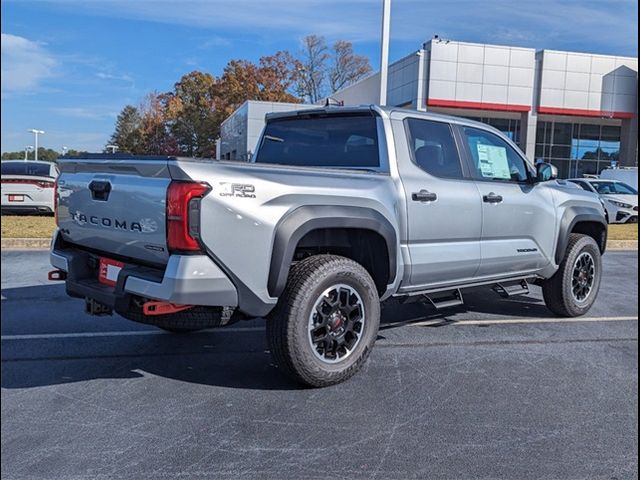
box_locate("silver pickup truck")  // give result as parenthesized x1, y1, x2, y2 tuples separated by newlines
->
(50, 105, 608, 386)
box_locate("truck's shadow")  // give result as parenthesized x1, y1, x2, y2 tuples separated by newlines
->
(1, 284, 550, 391)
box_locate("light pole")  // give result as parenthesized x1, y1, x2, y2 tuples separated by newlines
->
(379, 0, 391, 106)
(106, 144, 118, 154)
(24, 146, 33, 161)
(28, 129, 45, 161)
(62, 146, 68, 156)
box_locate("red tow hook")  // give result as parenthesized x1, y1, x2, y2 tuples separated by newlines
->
(143, 301, 193, 316)
(48, 270, 67, 281)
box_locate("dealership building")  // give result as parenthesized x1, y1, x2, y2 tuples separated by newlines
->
(219, 39, 637, 178)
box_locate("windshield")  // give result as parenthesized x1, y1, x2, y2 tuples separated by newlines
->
(1, 162, 54, 177)
(254, 114, 380, 169)
(590, 181, 637, 195)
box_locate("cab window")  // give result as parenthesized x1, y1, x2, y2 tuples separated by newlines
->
(405, 118, 463, 179)
(462, 127, 529, 183)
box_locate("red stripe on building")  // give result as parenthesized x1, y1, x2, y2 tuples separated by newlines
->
(537, 106, 634, 119)
(427, 99, 531, 113)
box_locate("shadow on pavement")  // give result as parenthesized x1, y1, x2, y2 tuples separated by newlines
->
(1, 283, 554, 391)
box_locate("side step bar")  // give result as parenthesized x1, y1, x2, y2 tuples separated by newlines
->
(493, 280, 530, 298)
(423, 289, 464, 310)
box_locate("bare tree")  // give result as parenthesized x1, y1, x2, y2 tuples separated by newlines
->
(296, 35, 330, 103)
(329, 40, 372, 93)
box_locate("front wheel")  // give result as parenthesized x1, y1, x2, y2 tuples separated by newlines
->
(267, 255, 380, 387)
(542, 234, 602, 317)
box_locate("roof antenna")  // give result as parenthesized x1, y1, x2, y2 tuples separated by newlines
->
(324, 97, 344, 107)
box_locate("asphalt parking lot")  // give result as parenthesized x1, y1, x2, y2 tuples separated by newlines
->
(1, 249, 638, 480)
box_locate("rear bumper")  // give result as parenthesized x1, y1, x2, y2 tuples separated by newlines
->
(2, 192, 54, 213)
(51, 232, 238, 309)
(1, 205, 53, 214)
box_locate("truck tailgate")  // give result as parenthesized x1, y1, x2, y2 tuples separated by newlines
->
(56, 157, 172, 265)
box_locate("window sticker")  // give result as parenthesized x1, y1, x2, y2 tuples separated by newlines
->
(477, 144, 510, 179)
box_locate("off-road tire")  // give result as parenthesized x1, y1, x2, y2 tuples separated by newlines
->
(267, 254, 380, 387)
(542, 233, 602, 317)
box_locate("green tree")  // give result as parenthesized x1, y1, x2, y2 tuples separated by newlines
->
(109, 105, 144, 154)
(1, 148, 60, 161)
(167, 71, 219, 157)
(1, 151, 24, 160)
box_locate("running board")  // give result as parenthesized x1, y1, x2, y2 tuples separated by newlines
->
(423, 289, 464, 310)
(493, 280, 530, 298)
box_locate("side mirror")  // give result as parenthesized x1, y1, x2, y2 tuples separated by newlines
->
(536, 162, 558, 182)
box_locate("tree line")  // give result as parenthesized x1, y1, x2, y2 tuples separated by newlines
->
(108, 35, 371, 157)
(1, 148, 86, 162)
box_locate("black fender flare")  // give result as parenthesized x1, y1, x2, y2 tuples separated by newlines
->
(555, 206, 608, 264)
(268, 205, 398, 297)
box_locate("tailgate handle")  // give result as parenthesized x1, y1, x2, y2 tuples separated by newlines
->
(89, 180, 111, 201)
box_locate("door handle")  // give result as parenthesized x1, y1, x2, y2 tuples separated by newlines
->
(412, 190, 438, 202)
(483, 192, 503, 204)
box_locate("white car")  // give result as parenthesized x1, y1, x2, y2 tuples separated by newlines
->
(1, 161, 59, 214)
(568, 178, 638, 224)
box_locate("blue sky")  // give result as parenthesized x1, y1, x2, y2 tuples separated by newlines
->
(1, 0, 637, 153)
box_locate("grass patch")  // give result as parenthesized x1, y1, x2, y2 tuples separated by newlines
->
(1, 215, 56, 238)
(0, 214, 638, 242)
(608, 223, 638, 241)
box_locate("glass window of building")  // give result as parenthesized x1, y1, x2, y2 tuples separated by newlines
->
(534, 120, 621, 179)
(464, 117, 522, 148)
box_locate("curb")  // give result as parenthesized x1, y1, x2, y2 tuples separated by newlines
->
(1, 237, 638, 251)
(1, 238, 51, 249)
(607, 240, 638, 250)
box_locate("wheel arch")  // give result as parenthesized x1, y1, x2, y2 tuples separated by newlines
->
(555, 206, 608, 265)
(268, 206, 397, 297)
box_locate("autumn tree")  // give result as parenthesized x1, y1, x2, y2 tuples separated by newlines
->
(139, 92, 177, 155)
(329, 40, 372, 93)
(217, 51, 302, 119)
(296, 35, 372, 102)
(257, 51, 302, 102)
(106, 41, 371, 158)
(296, 35, 330, 103)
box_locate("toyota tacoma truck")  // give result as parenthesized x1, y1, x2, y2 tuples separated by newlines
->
(49, 105, 608, 387)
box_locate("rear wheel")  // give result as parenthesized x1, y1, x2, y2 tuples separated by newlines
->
(267, 255, 380, 387)
(542, 234, 602, 317)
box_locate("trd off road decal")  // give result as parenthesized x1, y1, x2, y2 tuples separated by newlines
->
(218, 182, 256, 198)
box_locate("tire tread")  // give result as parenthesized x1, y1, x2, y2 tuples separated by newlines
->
(267, 255, 379, 387)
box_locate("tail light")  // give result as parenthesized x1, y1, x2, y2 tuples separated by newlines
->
(54, 177, 59, 225)
(166, 181, 210, 252)
(1, 179, 54, 188)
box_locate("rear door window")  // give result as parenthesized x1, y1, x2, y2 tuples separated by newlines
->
(405, 118, 464, 179)
(254, 114, 380, 169)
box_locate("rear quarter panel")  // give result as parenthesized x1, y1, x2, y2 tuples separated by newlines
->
(175, 160, 401, 306)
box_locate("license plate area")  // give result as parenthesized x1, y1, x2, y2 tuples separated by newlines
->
(8, 195, 24, 202)
(98, 257, 125, 287)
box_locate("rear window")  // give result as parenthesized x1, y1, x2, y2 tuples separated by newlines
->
(1, 162, 53, 177)
(254, 114, 380, 169)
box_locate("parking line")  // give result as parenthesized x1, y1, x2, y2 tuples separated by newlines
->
(407, 315, 638, 327)
(0, 326, 265, 341)
(0, 316, 636, 341)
